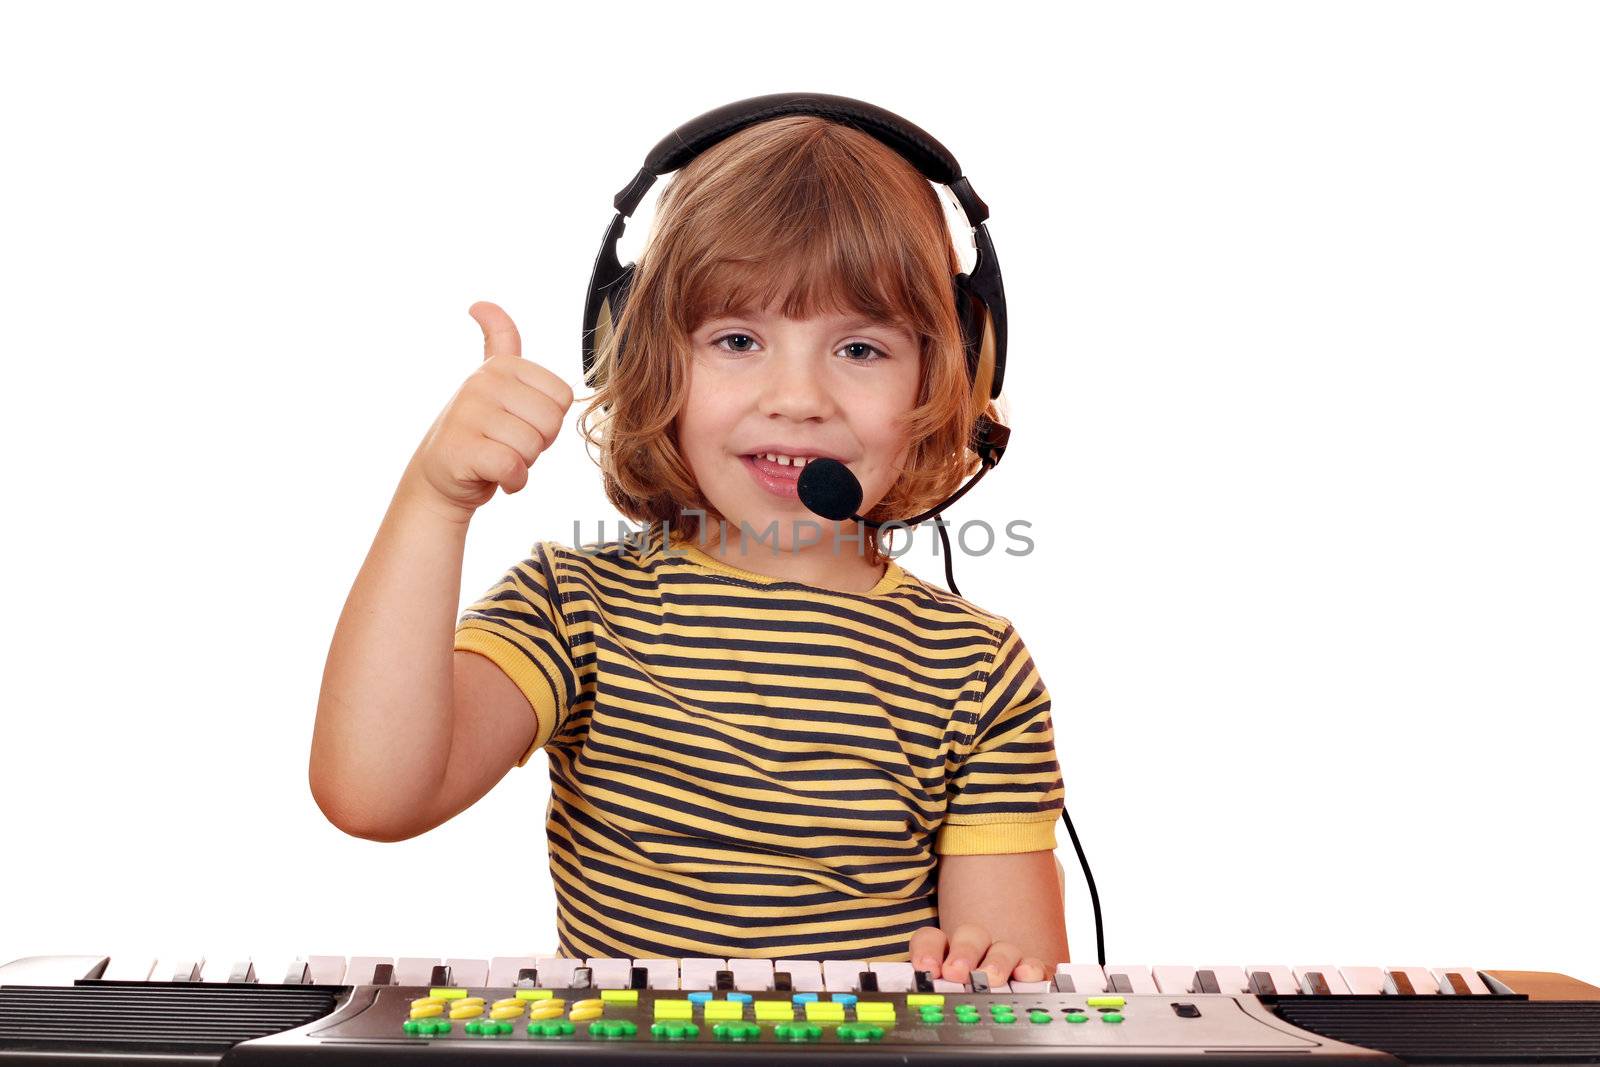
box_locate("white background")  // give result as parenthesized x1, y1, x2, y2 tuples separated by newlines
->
(2, 1, 1596, 988)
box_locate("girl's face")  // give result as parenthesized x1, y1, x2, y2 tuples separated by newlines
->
(675, 303, 922, 554)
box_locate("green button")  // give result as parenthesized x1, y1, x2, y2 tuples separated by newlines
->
(1065, 1012, 1089, 1023)
(713, 1021, 761, 1041)
(1029, 1010, 1052, 1024)
(992, 1013, 1016, 1024)
(956, 1013, 980, 1024)
(919, 1011, 944, 1024)
(1102, 1012, 1125, 1023)
(589, 1019, 638, 1039)
(467, 1018, 510, 1035)
(774, 1022, 823, 1042)
(838, 1022, 886, 1042)
(1087, 996, 1125, 1009)
(956, 1004, 978, 1013)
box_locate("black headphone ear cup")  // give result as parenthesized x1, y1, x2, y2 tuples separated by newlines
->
(590, 263, 637, 391)
(952, 274, 985, 384)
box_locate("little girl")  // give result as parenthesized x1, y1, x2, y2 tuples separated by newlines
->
(312, 112, 1068, 986)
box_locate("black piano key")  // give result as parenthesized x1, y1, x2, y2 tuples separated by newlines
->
(970, 970, 991, 994)
(715, 969, 735, 991)
(1054, 973, 1076, 993)
(1193, 969, 1221, 994)
(858, 970, 880, 993)
(1305, 971, 1332, 996)
(773, 971, 793, 992)
(515, 967, 540, 988)
(571, 966, 592, 990)
(370, 963, 396, 986)
(630, 966, 649, 990)
(1445, 971, 1472, 995)
(914, 970, 935, 994)
(282, 961, 311, 985)
(429, 965, 452, 986)
(1108, 972, 1134, 994)
(1389, 971, 1416, 995)
(1249, 970, 1277, 995)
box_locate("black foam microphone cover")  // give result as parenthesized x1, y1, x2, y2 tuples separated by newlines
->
(796, 458, 863, 522)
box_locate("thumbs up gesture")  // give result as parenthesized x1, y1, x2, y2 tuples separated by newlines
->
(399, 302, 575, 524)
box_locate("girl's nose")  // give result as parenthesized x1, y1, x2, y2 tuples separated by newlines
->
(757, 351, 837, 421)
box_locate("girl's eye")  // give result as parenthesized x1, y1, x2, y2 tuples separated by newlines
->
(709, 334, 888, 363)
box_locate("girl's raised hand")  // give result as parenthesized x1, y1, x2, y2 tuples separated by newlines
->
(399, 301, 575, 524)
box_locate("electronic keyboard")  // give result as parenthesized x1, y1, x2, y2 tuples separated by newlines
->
(3, 953, 1599, 1064)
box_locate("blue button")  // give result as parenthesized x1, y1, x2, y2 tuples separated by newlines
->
(726, 992, 752, 1003)
(792, 992, 818, 1004)
(687, 991, 713, 1005)
(831, 993, 857, 1006)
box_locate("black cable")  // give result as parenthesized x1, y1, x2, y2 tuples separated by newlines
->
(1061, 806, 1105, 966)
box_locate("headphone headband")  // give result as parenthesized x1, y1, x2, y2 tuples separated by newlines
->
(582, 92, 1010, 414)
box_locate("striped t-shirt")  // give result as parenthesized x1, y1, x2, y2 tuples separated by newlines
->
(453, 524, 1063, 960)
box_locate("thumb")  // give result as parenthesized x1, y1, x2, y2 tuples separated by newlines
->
(468, 301, 521, 361)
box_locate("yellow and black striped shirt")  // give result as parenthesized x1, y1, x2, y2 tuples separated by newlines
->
(453, 525, 1063, 960)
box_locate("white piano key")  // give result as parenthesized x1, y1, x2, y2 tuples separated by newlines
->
(303, 956, 347, 985)
(0, 956, 109, 984)
(1054, 963, 1107, 994)
(1294, 965, 1351, 994)
(1103, 965, 1158, 995)
(1431, 967, 1490, 995)
(347, 957, 393, 985)
(773, 959, 823, 992)
(679, 958, 726, 991)
(867, 962, 916, 992)
(1386, 966, 1440, 994)
(1152, 966, 1196, 994)
(730, 958, 775, 991)
(488, 957, 537, 987)
(932, 978, 968, 993)
(1008, 979, 1053, 994)
(102, 955, 156, 981)
(585, 957, 633, 989)
(633, 959, 681, 990)
(533, 956, 580, 987)
(823, 959, 872, 992)
(153, 957, 204, 982)
(395, 957, 439, 986)
(1244, 965, 1300, 995)
(1338, 967, 1386, 995)
(444, 958, 488, 987)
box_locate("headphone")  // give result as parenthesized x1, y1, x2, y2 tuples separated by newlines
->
(580, 91, 1011, 469)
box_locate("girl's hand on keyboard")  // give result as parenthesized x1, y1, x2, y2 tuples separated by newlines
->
(908, 923, 1049, 984)
(399, 301, 575, 524)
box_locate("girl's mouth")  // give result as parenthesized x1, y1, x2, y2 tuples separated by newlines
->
(740, 454, 804, 499)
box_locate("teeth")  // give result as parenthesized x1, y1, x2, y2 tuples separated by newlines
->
(759, 453, 812, 467)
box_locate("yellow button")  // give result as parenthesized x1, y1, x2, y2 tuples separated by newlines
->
(489, 1004, 524, 1020)
(906, 993, 945, 1007)
(704, 1001, 743, 1021)
(429, 987, 469, 1000)
(754, 1000, 794, 1021)
(408, 1003, 444, 1019)
(527, 1003, 565, 1021)
(1086, 995, 1126, 1009)
(410, 996, 444, 1010)
(515, 989, 556, 1002)
(856, 1002, 897, 1021)
(448, 1004, 483, 1019)
(572, 998, 605, 1011)
(653, 999, 694, 1020)
(601, 989, 640, 1004)
(453, 997, 486, 1008)
(805, 1001, 846, 1021)
(569, 1005, 604, 1021)
(492, 998, 522, 1011)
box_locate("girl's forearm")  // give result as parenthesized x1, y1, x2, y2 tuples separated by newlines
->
(309, 462, 472, 838)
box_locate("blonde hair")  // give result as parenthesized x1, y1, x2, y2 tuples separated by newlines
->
(577, 114, 1005, 568)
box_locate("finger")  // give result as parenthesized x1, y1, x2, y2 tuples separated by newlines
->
(976, 941, 1024, 986)
(906, 926, 948, 979)
(490, 379, 567, 457)
(467, 439, 529, 495)
(480, 408, 549, 469)
(1011, 956, 1049, 983)
(469, 301, 521, 361)
(500, 357, 575, 412)
(941, 923, 991, 984)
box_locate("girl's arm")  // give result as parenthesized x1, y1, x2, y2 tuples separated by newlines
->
(910, 850, 1070, 981)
